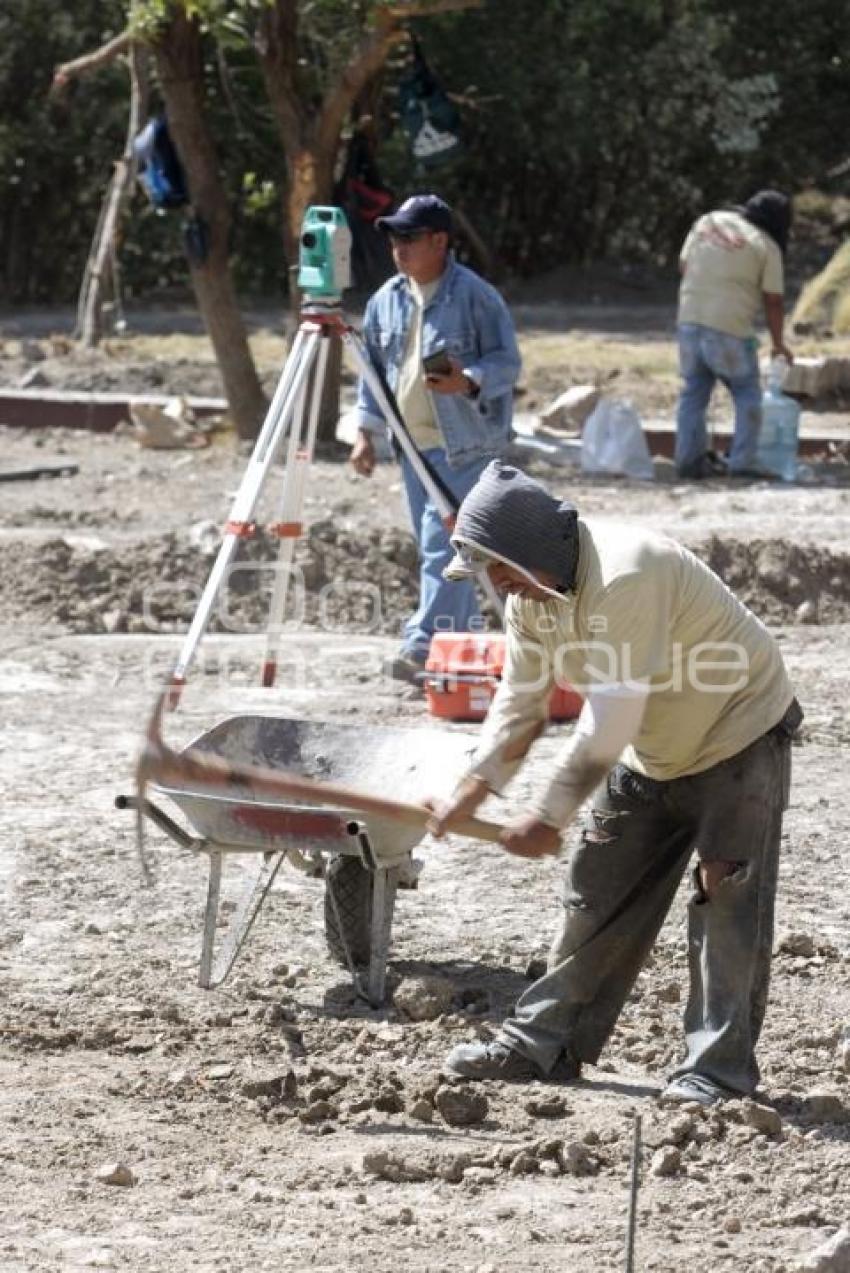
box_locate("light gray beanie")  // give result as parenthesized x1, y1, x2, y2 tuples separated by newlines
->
(445, 461, 579, 592)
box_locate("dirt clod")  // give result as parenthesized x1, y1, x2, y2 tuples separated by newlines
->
(650, 1145, 681, 1178)
(95, 1162, 136, 1188)
(393, 975, 454, 1022)
(434, 1084, 489, 1127)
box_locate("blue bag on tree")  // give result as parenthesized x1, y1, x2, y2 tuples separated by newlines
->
(133, 114, 189, 210)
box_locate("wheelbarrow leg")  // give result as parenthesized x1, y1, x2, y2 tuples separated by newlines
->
(199, 851, 286, 989)
(367, 866, 400, 1007)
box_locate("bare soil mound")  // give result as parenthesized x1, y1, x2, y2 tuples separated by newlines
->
(2, 528, 848, 635)
(698, 536, 850, 625)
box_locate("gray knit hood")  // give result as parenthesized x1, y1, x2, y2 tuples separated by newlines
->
(444, 461, 580, 596)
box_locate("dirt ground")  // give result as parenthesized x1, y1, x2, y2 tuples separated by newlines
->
(1, 305, 849, 1273)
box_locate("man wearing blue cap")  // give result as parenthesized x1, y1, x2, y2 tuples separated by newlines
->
(348, 193, 521, 683)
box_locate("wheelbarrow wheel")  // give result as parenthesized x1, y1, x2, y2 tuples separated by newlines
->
(324, 856, 387, 967)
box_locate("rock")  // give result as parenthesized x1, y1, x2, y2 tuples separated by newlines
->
(408, 1097, 434, 1123)
(778, 932, 816, 958)
(795, 599, 819, 625)
(465, 1166, 498, 1185)
(434, 1084, 488, 1127)
(298, 1099, 336, 1124)
(524, 956, 548, 981)
(560, 1141, 599, 1177)
(663, 1112, 697, 1144)
(792, 1225, 850, 1272)
(437, 1151, 473, 1184)
(95, 1162, 135, 1187)
(741, 1099, 783, 1136)
(723, 1216, 742, 1234)
(101, 607, 126, 634)
(18, 367, 50, 388)
(362, 1150, 432, 1184)
(372, 1086, 405, 1114)
(650, 1146, 681, 1178)
(392, 975, 453, 1022)
(525, 1093, 570, 1119)
(496, 1143, 519, 1167)
(205, 1063, 233, 1081)
(239, 1069, 296, 1101)
(839, 1030, 850, 1074)
(187, 519, 222, 557)
(655, 980, 681, 1003)
(800, 1090, 847, 1124)
(509, 1149, 539, 1175)
(533, 1137, 563, 1159)
(540, 384, 600, 432)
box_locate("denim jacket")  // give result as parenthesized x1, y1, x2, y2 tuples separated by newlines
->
(352, 256, 521, 470)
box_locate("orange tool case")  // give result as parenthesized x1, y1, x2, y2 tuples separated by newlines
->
(423, 632, 583, 722)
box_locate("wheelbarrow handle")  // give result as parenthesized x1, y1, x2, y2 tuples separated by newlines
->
(137, 693, 508, 847)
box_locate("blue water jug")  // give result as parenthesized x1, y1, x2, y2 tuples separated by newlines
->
(757, 362, 800, 481)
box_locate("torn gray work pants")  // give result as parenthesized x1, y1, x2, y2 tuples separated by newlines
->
(502, 709, 797, 1095)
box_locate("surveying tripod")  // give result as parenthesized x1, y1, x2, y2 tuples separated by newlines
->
(166, 298, 503, 707)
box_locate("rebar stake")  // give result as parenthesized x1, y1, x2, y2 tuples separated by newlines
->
(625, 1112, 642, 1273)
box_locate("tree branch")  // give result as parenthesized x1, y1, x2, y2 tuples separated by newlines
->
(315, 0, 483, 164)
(314, 21, 407, 164)
(52, 30, 132, 93)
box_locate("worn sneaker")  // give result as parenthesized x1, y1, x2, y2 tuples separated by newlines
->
(382, 652, 426, 684)
(660, 1073, 733, 1106)
(677, 450, 728, 480)
(443, 1037, 582, 1083)
(443, 1038, 545, 1081)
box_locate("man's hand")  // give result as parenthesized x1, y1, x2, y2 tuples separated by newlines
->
(770, 343, 794, 366)
(425, 775, 490, 838)
(499, 814, 561, 859)
(349, 431, 376, 477)
(425, 357, 474, 396)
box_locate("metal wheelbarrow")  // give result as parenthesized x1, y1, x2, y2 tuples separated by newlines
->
(118, 714, 480, 1005)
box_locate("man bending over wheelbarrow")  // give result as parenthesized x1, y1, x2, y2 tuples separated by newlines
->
(427, 461, 802, 1105)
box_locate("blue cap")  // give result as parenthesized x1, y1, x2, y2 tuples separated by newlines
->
(376, 194, 452, 235)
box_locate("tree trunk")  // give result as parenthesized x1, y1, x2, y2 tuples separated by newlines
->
(76, 44, 150, 346)
(154, 10, 267, 441)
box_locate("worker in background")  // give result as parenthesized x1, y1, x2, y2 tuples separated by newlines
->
(348, 194, 520, 683)
(674, 189, 793, 480)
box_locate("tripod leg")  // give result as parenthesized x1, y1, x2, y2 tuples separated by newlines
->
(252, 327, 309, 461)
(340, 327, 505, 622)
(169, 328, 322, 698)
(262, 332, 332, 687)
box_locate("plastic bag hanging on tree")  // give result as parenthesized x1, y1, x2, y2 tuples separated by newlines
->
(397, 36, 462, 168)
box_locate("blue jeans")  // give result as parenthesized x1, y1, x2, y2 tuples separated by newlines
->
(675, 324, 762, 474)
(399, 448, 489, 661)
